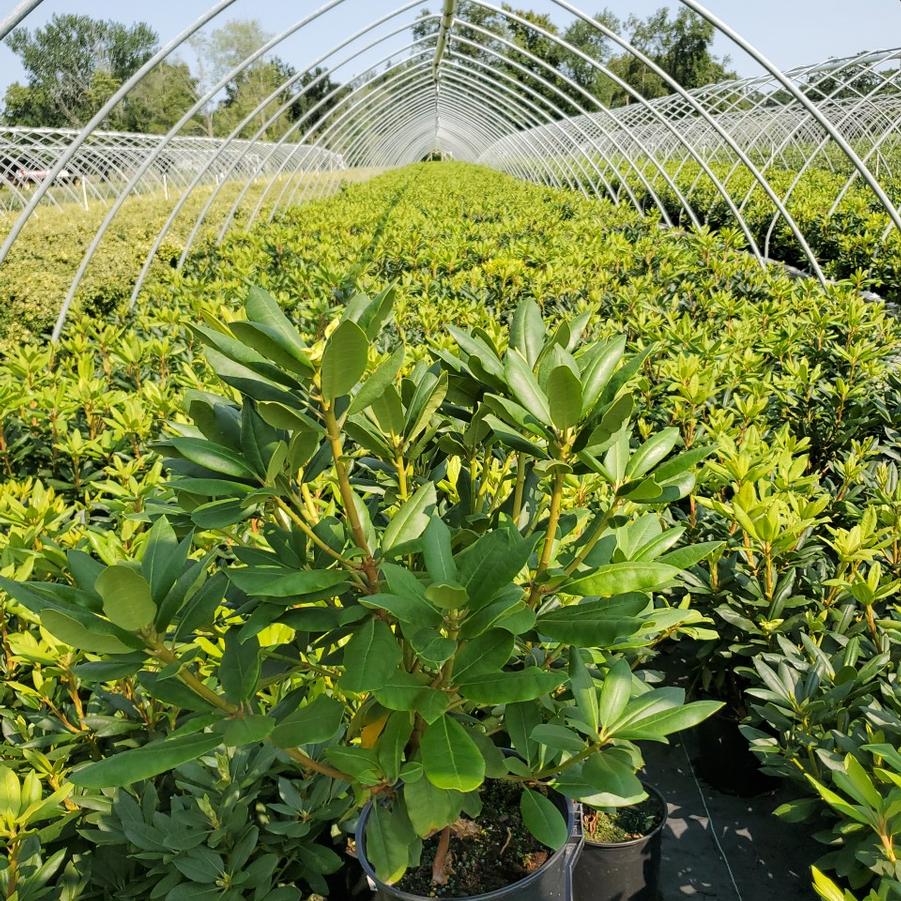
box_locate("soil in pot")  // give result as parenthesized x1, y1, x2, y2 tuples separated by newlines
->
(582, 793, 665, 844)
(396, 780, 553, 898)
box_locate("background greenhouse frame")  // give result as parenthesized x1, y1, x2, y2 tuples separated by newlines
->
(0, 0, 898, 340)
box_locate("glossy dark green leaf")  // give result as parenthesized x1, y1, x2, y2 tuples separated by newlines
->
(70, 733, 221, 788)
(220, 633, 260, 703)
(457, 668, 567, 704)
(270, 695, 343, 748)
(321, 320, 368, 401)
(421, 716, 485, 792)
(339, 619, 403, 693)
(520, 788, 568, 850)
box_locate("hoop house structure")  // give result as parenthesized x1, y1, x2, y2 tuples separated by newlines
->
(0, 0, 898, 340)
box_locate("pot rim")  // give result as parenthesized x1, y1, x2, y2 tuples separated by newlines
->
(580, 783, 667, 850)
(355, 785, 577, 901)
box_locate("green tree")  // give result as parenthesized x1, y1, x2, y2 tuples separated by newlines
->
(113, 61, 202, 135)
(2, 14, 158, 128)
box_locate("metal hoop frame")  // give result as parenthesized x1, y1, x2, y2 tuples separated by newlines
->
(0, 0, 896, 339)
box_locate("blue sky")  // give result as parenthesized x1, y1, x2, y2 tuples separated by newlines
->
(1, 1, 898, 93)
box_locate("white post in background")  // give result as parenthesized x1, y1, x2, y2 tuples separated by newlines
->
(163, 172, 169, 200)
(81, 176, 89, 211)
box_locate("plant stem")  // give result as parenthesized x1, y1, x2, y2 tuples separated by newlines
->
(527, 470, 565, 608)
(432, 826, 452, 885)
(512, 454, 526, 523)
(562, 499, 621, 578)
(323, 404, 380, 592)
(147, 638, 351, 782)
(274, 496, 365, 589)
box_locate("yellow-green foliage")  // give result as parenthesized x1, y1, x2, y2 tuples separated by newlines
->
(0, 162, 899, 900)
(0, 169, 375, 347)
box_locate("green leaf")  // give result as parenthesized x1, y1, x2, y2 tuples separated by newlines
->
(230, 321, 313, 377)
(658, 541, 724, 570)
(421, 716, 485, 792)
(339, 619, 403, 693)
(530, 724, 585, 753)
(598, 659, 633, 728)
(70, 733, 221, 788)
(370, 384, 405, 436)
(457, 668, 567, 704)
(365, 801, 419, 884)
(547, 366, 583, 430)
(245, 286, 310, 363)
(625, 428, 680, 480)
(404, 775, 464, 837)
(360, 592, 442, 626)
(580, 336, 626, 413)
(520, 789, 568, 850)
(321, 320, 368, 401)
(168, 437, 256, 479)
(377, 712, 414, 784)
(505, 350, 551, 425)
(407, 627, 456, 666)
(141, 517, 185, 604)
(537, 595, 648, 645)
(95, 565, 157, 632)
(41, 610, 137, 654)
(374, 668, 450, 724)
(612, 700, 723, 742)
(424, 583, 468, 610)
(221, 715, 274, 747)
(576, 749, 645, 805)
(568, 649, 598, 735)
(270, 695, 343, 749)
(421, 516, 457, 584)
(220, 633, 260, 703)
(383, 482, 436, 551)
(227, 567, 347, 598)
(0, 767, 20, 819)
(564, 562, 681, 597)
(454, 631, 514, 682)
(457, 525, 533, 610)
(510, 298, 545, 367)
(349, 347, 405, 414)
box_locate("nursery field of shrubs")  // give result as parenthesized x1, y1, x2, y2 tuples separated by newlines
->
(1, 162, 900, 901)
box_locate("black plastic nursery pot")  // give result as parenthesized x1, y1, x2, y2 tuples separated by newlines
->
(355, 787, 583, 901)
(572, 785, 666, 901)
(694, 710, 777, 797)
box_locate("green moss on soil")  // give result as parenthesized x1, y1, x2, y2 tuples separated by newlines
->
(583, 794, 665, 844)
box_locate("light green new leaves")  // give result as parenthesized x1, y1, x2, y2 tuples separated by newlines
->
(421, 716, 485, 792)
(95, 565, 157, 632)
(321, 320, 368, 401)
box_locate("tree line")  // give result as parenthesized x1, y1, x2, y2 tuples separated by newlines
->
(1, 6, 737, 137)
